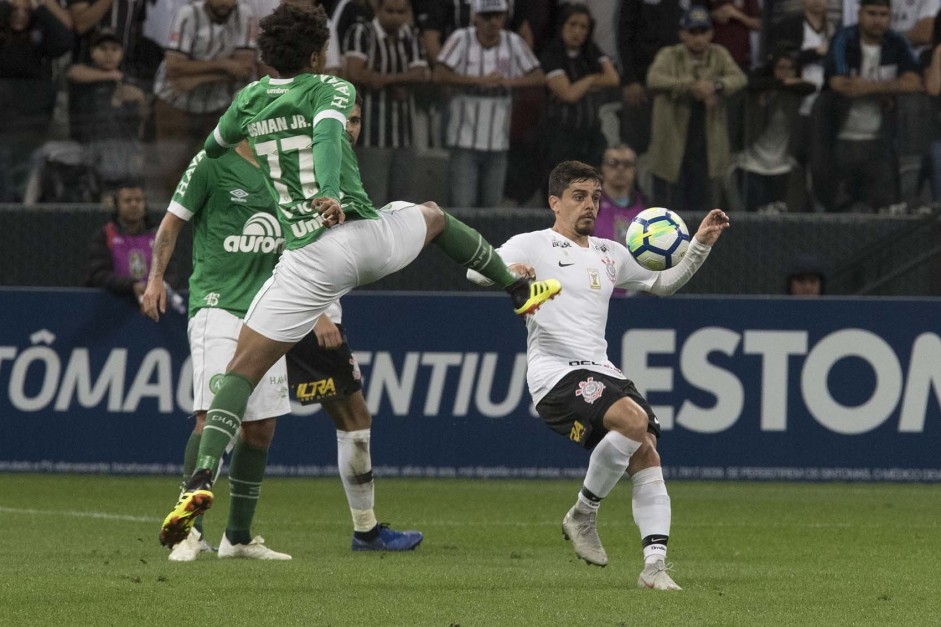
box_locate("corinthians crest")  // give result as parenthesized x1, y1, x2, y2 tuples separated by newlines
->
(601, 256, 616, 283)
(575, 377, 605, 404)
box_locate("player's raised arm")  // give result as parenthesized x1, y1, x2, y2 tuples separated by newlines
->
(647, 209, 731, 296)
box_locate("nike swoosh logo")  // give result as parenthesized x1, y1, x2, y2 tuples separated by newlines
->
(558, 261, 574, 267)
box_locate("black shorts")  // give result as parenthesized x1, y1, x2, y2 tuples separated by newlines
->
(535, 370, 661, 449)
(285, 324, 363, 405)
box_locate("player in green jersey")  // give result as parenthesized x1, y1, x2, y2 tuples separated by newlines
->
(159, 2, 561, 547)
(145, 100, 422, 558)
(144, 142, 292, 559)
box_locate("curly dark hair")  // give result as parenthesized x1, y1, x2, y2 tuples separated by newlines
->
(548, 160, 601, 199)
(257, 1, 330, 75)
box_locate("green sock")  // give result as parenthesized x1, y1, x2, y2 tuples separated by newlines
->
(434, 213, 516, 288)
(181, 431, 204, 533)
(197, 373, 253, 471)
(226, 438, 268, 546)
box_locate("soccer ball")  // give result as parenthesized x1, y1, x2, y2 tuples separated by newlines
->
(625, 207, 691, 271)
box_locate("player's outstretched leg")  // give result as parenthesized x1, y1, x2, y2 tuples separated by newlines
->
(430, 209, 561, 315)
(159, 468, 214, 547)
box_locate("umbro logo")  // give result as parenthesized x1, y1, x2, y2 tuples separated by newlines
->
(229, 188, 249, 203)
(558, 261, 574, 267)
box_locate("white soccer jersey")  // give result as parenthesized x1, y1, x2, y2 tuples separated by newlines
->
(497, 229, 659, 404)
(437, 27, 540, 151)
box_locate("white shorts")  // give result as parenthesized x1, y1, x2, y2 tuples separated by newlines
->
(188, 307, 291, 421)
(245, 201, 426, 343)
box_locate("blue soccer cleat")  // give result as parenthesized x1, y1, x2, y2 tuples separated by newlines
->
(351, 523, 423, 551)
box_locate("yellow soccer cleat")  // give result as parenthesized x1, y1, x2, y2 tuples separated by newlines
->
(513, 278, 562, 316)
(159, 488, 214, 548)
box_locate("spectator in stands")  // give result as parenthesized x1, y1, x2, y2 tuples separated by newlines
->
(737, 46, 816, 211)
(419, 0, 534, 65)
(433, 0, 544, 208)
(85, 182, 174, 303)
(617, 0, 689, 154)
(922, 7, 941, 200)
(0, 0, 73, 201)
(138, 0, 188, 85)
(332, 0, 374, 53)
(709, 0, 761, 71)
(594, 144, 646, 244)
(343, 0, 429, 206)
(891, 0, 939, 50)
(538, 2, 619, 200)
(66, 0, 148, 81)
(842, 0, 938, 50)
(766, 0, 836, 172)
(785, 252, 826, 295)
(151, 0, 256, 198)
(708, 0, 760, 151)
(67, 27, 147, 191)
(817, 0, 921, 212)
(645, 5, 746, 212)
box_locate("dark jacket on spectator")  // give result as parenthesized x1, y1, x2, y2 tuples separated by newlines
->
(0, 3, 73, 79)
(617, 0, 694, 85)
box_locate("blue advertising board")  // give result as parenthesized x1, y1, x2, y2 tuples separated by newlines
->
(1, 288, 940, 481)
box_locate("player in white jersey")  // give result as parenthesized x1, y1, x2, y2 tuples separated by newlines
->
(470, 160, 730, 590)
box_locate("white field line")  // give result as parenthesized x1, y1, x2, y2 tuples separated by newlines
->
(0, 505, 160, 523)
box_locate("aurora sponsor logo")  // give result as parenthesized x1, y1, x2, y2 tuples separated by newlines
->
(223, 212, 285, 254)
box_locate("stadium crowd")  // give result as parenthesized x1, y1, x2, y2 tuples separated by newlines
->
(2, 0, 941, 214)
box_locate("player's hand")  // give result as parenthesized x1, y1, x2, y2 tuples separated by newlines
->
(314, 314, 343, 350)
(313, 197, 344, 227)
(140, 279, 166, 321)
(508, 263, 536, 280)
(694, 208, 731, 246)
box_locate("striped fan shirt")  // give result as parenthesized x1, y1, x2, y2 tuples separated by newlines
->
(153, 0, 257, 114)
(343, 18, 427, 148)
(437, 27, 540, 151)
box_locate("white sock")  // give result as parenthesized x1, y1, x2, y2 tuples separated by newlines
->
(631, 466, 671, 564)
(579, 431, 642, 511)
(337, 429, 377, 532)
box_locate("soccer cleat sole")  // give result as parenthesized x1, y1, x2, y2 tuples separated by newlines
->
(561, 525, 607, 568)
(159, 490, 213, 548)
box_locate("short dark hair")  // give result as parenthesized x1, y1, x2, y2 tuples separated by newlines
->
(548, 160, 601, 199)
(257, 2, 330, 75)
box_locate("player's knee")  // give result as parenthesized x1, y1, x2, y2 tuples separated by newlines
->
(240, 418, 277, 448)
(420, 201, 446, 238)
(604, 402, 649, 442)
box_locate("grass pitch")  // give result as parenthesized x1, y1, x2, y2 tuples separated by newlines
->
(1, 475, 938, 626)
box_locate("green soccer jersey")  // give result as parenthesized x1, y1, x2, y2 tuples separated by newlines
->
(169, 150, 284, 318)
(205, 73, 379, 250)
